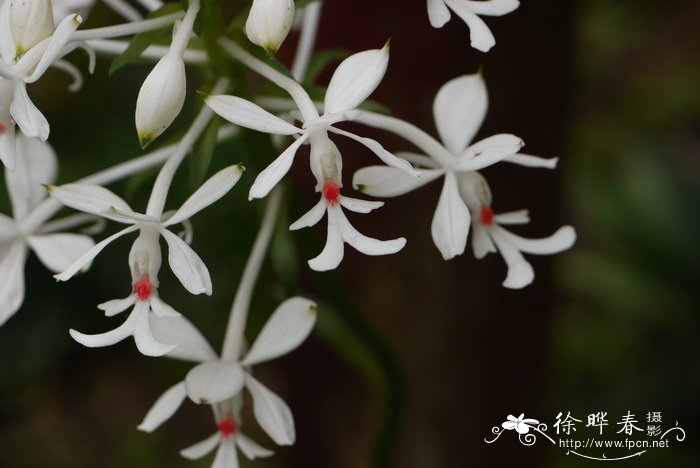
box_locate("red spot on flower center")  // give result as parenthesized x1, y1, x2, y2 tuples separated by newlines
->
(134, 276, 152, 301)
(480, 206, 494, 226)
(218, 417, 237, 437)
(0, 122, 5, 133)
(323, 180, 340, 205)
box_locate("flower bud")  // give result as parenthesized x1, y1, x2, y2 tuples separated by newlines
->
(135, 53, 186, 148)
(9, 0, 55, 56)
(245, 0, 295, 54)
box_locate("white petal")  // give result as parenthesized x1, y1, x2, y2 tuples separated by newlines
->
(464, 0, 519, 16)
(289, 198, 326, 231)
(149, 314, 218, 363)
(249, 131, 310, 200)
(395, 151, 441, 169)
(497, 225, 576, 255)
(180, 433, 220, 460)
(339, 196, 383, 214)
(504, 153, 559, 169)
(98, 295, 136, 317)
(138, 381, 187, 433)
(54, 225, 138, 281)
(0, 127, 17, 170)
(205, 95, 301, 135)
(328, 127, 417, 175)
(431, 173, 470, 259)
(324, 45, 389, 114)
(47, 183, 133, 218)
(160, 228, 212, 296)
(455, 134, 524, 171)
(212, 439, 238, 468)
(0, 0, 15, 63)
(134, 302, 178, 357)
(27, 233, 95, 274)
(353, 166, 443, 198)
(10, 81, 49, 140)
(427, 0, 451, 27)
(244, 374, 295, 445)
(165, 165, 244, 227)
(444, 0, 496, 52)
(148, 295, 181, 318)
(433, 73, 487, 155)
(336, 207, 406, 256)
(236, 433, 274, 460)
(103, 206, 158, 224)
(307, 206, 344, 271)
(26, 14, 83, 82)
(69, 305, 140, 348)
(185, 361, 245, 404)
(489, 228, 534, 289)
(471, 222, 495, 259)
(7, 132, 56, 218)
(241, 297, 317, 366)
(494, 209, 529, 225)
(0, 242, 27, 326)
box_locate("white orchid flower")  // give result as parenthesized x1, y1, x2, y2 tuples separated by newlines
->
(427, 0, 519, 52)
(0, 1, 86, 153)
(502, 413, 539, 434)
(47, 164, 244, 295)
(0, 133, 95, 325)
(205, 42, 416, 201)
(138, 297, 317, 450)
(245, 0, 295, 54)
(353, 73, 559, 263)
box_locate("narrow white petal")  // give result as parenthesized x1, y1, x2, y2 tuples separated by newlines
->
(98, 295, 136, 317)
(339, 196, 383, 214)
(489, 228, 534, 289)
(289, 198, 326, 231)
(427, 0, 451, 27)
(504, 153, 559, 169)
(138, 381, 187, 433)
(134, 301, 177, 356)
(328, 127, 417, 174)
(336, 207, 406, 256)
(104, 207, 157, 224)
(0, 129, 17, 170)
(236, 433, 274, 460)
(180, 433, 220, 460)
(324, 45, 389, 114)
(433, 73, 487, 155)
(431, 173, 470, 260)
(26, 15, 83, 82)
(307, 207, 344, 271)
(241, 297, 317, 366)
(244, 374, 295, 445)
(7, 133, 57, 218)
(455, 134, 524, 171)
(165, 165, 244, 227)
(160, 228, 212, 296)
(249, 132, 310, 200)
(464, 0, 519, 16)
(212, 439, 238, 468)
(10, 82, 49, 140)
(27, 234, 95, 274)
(497, 225, 576, 255)
(185, 361, 245, 404)
(54, 225, 138, 281)
(69, 306, 140, 348)
(494, 209, 530, 225)
(353, 166, 443, 198)
(395, 151, 441, 169)
(471, 222, 496, 259)
(150, 314, 218, 363)
(148, 295, 181, 318)
(0, 242, 27, 326)
(444, 0, 497, 52)
(205, 95, 301, 135)
(47, 183, 133, 218)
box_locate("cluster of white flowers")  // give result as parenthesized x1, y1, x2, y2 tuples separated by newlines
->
(0, 0, 575, 465)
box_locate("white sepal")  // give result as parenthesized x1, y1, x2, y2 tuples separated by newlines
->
(427, 0, 451, 27)
(244, 374, 295, 445)
(47, 183, 133, 218)
(249, 132, 310, 200)
(289, 198, 325, 231)
(180, 433, 220, 460)
(245, 0, 295, 54)
(27, 233, 95, 273)
(431, 172, 470, 259)
(443, 0, 496, 52)
(150, 314, 218, 363)
(9, 0, 55, 56)
(353, 166, 443, 198)
(160, 228, 212, 295)
(10, 80, 49, 140)
(236, 433, 274, 460)
(0, 241, 27, 326)
(336, 207, 406, 256)
(185, 360, 245, 404)
(433, 73, 487, 155)
(205, 95, 301, 135)
(138, 381, 187, 433)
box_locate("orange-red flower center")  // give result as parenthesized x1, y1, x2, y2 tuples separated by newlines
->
(323, 180, 340, 206)
(218, 417, 237, 437)
(480, 206, 494, 226)
(0, 122, 5, 133)
(134, 276, 152, 301)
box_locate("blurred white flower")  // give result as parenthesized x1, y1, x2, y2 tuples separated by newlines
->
(427, 0, 519, 52)
(8, 0, 55, 56)
(245, 0, 295, 54)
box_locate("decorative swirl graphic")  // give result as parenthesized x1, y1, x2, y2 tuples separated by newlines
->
(485, 415, 556, 445)
(659, 423, 686, 442)
(484, 425, 505, 444)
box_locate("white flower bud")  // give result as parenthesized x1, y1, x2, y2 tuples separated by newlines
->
(9, 0, 55, 56)
(245, 0, 295, 54)
(135, 53, 186, 148)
